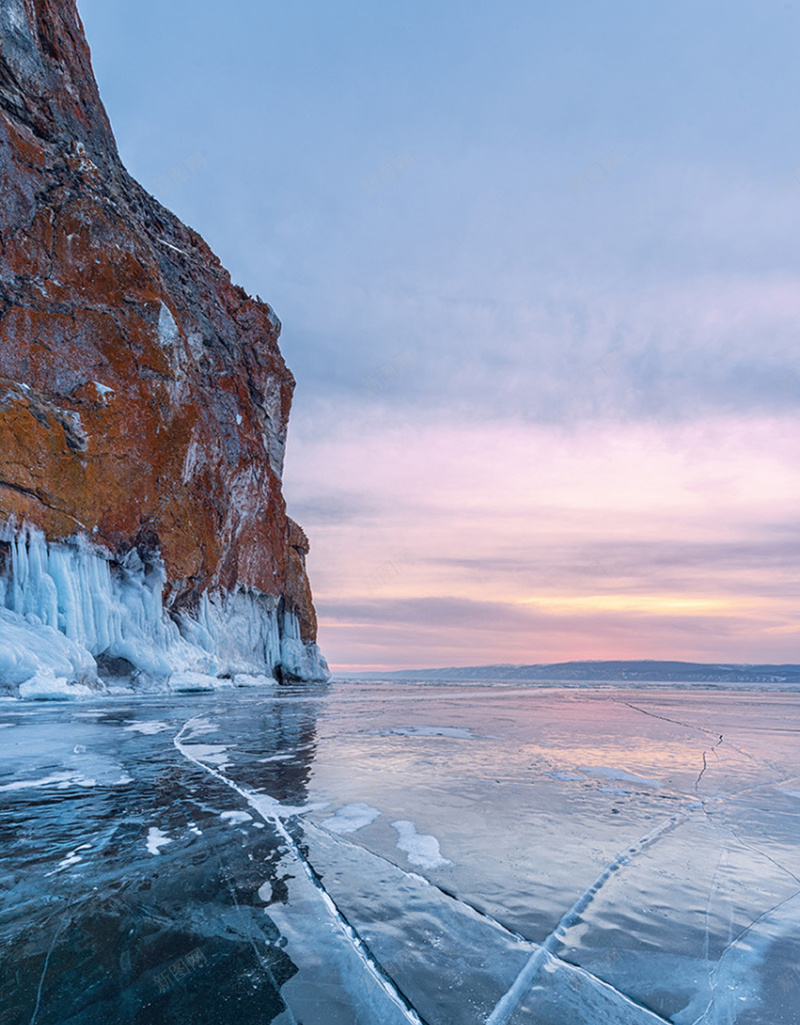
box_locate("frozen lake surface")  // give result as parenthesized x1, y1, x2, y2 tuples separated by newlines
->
(1, 681, 799, 1024)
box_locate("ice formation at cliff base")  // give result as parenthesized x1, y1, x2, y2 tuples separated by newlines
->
(0, 524, 329, 698)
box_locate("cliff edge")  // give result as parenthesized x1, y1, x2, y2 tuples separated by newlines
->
(0, 0, 328, 694)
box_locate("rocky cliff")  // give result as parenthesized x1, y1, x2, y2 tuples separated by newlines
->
(0, 0, 328, 693)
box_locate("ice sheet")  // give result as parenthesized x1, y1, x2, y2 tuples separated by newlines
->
(2, 684, 799, 1024)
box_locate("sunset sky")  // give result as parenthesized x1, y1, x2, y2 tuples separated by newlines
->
(79, 0, 800, 671)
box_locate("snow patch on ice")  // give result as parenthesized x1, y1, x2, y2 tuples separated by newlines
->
(578, 765, 661, 787)
(390, 819, 452, 869)
(146, 826, 173, 855)
(545, 770, 586, 781)
(220, 810, 253, 825)
(0, 771, 105, 791)
(324, 803, 381, 834)
(124, 720, 169, 735)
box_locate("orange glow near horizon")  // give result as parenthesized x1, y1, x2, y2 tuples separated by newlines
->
(284, 414, 800, 671)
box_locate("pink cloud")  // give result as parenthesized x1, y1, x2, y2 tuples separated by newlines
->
(284, 415, 800, 670)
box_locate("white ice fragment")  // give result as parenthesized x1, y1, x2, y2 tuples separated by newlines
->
(233, 674, 275, 688)
(123, 720, 169, 734)
(169, 671, 217, 692)
(93, 381, 114, 399)
(146, 826, 173, 855)
(220, 810, 253, 825)
(323, 803, 381, 834)
(390, 820, 451, 869)
(19, 671, 93, 701)
(257, 880, 273, 902)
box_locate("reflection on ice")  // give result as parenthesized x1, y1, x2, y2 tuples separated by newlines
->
(1, 683, 799, 1024)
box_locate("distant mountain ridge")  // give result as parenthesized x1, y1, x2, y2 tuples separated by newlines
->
(348, 660, 800, 684)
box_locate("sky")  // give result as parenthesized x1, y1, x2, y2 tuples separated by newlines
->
(77, 0, 800, 671)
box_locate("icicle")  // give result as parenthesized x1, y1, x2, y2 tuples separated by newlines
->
(0, 522, 328, 697)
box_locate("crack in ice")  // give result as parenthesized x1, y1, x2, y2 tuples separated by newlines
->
(174, 717, 427, 1025)
(484, 815, 683, 1024)
(312, 822, 665, 1014)
(214, 853, 300, 1025)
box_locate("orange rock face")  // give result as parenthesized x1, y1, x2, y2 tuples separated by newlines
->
(0, 0, 320, 648)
